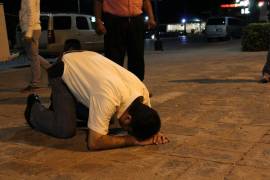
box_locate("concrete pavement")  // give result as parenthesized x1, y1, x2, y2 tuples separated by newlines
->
(0, 40, 270, 179)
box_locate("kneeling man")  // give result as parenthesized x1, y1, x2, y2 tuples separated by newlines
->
(24, 51, 168, 150)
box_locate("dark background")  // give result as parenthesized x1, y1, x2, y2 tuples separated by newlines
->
(1, 0, 233, 22)
(0, 0, 233, 45)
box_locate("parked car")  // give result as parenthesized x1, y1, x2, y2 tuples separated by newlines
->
(205, 16, 244, 41)
(16, 13, 104, 56)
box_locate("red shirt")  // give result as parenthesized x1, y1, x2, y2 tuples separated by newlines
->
(103, 0, 143, 17)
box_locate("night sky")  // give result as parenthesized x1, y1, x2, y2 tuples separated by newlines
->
(1, 0, 235, 23)
(157, 0, 235, 23)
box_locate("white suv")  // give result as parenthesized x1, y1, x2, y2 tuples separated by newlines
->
(205, 16, 243, 41)
(16, 13, 104, 56)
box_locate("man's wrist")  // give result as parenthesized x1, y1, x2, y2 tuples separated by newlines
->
(125, 136, 137, 146)
(96, 19, 104, 25)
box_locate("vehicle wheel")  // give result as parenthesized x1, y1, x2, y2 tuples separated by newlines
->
(64, 42, 81, 52)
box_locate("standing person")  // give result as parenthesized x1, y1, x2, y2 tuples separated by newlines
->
(94, 0, 156, 81)
(19, 0, 51, 92)
(24, 51, 169, 150)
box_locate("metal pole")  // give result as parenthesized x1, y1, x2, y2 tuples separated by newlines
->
(77, 0, 81, 13)
(153, 0, 163, 51)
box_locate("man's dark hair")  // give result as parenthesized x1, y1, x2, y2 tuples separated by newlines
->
(128, 97, 161, 141)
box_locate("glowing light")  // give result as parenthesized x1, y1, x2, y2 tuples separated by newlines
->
(239, 0, 249, 7)
(221, 0, 250, 8)
(241, 7, 250, 14)
(181, 18, 186, 24)
(258, 1, 264, 7)
(91, 17, 96, 22)
(220, 4, 241, 8)
(193, 18, 200, 22)
(144, 16, 149, 21)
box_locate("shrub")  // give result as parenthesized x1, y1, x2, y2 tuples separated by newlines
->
(242, 23, 270, 51)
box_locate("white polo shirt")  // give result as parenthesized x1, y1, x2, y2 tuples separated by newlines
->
(62, 51, 150, 135)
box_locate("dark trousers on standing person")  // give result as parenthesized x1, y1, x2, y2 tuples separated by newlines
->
(103, 13, 145, 81)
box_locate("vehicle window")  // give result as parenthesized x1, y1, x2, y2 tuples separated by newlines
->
(40, 16, 49, 30)
(207, 18, 225, 25)
(76, 17, 89, 30)
(53, 16, 71, 30)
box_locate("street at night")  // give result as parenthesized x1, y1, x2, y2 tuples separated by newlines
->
(1, 39, 270, 179)
(0, 0, 270, 179)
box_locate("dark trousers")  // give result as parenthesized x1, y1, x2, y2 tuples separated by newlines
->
(104, 13, 145, 81)
(262, 47, 270, 75)
(30, 62, 88, 138)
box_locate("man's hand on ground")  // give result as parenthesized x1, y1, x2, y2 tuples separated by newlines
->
(135, 132, 169, 146)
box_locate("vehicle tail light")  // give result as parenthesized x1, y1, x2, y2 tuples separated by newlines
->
(48, 30, 55, 44)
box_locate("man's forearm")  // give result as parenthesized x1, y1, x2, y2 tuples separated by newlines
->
(88, 134, 136, 151)
(143, 0, 155, 20)
(94, 0, 103, 23)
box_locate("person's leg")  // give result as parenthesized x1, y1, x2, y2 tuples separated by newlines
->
(39, 55, 52, 70)
(261, 47, 270, 83)
(127, 15, 145, 81)
(24, 30, 42, 87)
(104, 14, 127, 66)
(30, 77, 77, 138)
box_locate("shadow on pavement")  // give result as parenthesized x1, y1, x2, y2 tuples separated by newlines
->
(0, 88, 21, 93)
(0, 126, 89, 152)
(0, 97, 26, 105)
(169, 78, 258, 84)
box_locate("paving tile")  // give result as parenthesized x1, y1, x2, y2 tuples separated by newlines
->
(161, 123, 200, 136)
(69, 155, 195, 180)
(20, 146, 89, 170)
(182, 134, 253, 153)
(0, 126, 28, 141)
(0, 142, 43, 159)
(260, 133, 270, 144)
(225, 165, 270, 180)
(199, 123, 269, 142)
(171, 145, 241, 164)
(1, 126, 88, 152)
(239, 143, 270, 169)
(179, 160, 231, 180)
(0, 159, 53, 177)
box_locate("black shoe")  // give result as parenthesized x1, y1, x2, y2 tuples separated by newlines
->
(24, 94, 40, 128)
(260, 77, 270, 83)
